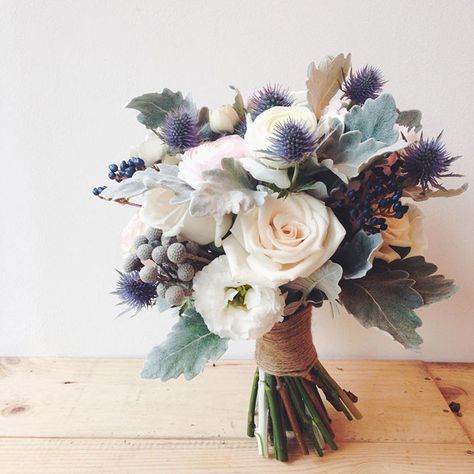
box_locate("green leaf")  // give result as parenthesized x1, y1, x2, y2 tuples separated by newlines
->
(189, 158, 266, 218)
(340, 269, 424, 349)
(376, 257, 459, 306)
(141, 309, 229, 381)
(345, 94, 399, 143)
(333, 230, 382, 279)
(285, 260, 343, 303)
(389, 245, 411, 259)
(126, 89, 187, 129)
(397, 109, 422, 133)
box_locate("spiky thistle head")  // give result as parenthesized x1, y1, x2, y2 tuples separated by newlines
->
(160, 108, 200, 152)
(341, 65, 385, 105)
(269, 118, 317, 162)
(402, 134, 456, 191)
(112, 271, 157, 315)
(248, 84, 293, 120)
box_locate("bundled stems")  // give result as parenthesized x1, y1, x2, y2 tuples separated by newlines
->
(247, 360, 362, 462)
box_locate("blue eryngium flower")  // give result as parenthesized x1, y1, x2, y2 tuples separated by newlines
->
(402, 134, 456, 191)
(161, 108, 200, 152)
(113, 271, 157, 315)
(248, 84, 293, 120)
(269, 118, 317, 162)
(342, 66, 385, 105)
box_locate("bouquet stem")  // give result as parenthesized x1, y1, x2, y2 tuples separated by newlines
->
(247, 360, 361, 462)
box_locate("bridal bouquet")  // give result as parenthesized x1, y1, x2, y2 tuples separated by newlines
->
(93, 53, 465, 461)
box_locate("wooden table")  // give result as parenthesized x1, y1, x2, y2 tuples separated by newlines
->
(0, 358, 473, 473)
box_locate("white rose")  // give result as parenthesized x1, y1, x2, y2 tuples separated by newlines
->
(223, 193, 346, 287)
(129, 133, 169, 167)
(375, 204, 427, 263)
(140, 187, 231, 245)
(121, 212, 147, 254)
(244, 106, 318, 159)
(193, 255, 285, 340)
(209, 105, 240, 133)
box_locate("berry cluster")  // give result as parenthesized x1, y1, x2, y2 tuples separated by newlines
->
(92, 185, 107, 196)
(122, 227, 207, 308)
(335, 161, 408, 234)
(107, 157, 146, 182)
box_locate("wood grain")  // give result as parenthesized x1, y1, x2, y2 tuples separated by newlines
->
(0, 358, 472, 473)
(428, 362, 474, 443)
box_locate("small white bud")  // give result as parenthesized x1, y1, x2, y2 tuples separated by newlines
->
(209, 105, 240, 134)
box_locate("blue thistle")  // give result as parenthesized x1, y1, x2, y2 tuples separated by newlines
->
(161, 108, 200, 152)
(342, 66, 385, 105)
(248, 84, 293, 120)
(269, 118, 317, 162)
(234, 117, 247, 138)
(402, 134, 456, 191)
(112, 271, 157, 315)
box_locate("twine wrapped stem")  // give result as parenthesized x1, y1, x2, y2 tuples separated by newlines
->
(255, 305, 317, 377)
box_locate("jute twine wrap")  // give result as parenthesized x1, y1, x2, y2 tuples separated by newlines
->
(255, 305, 318, 377)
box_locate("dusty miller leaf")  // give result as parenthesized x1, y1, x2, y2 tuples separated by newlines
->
(155, 164, 193, 204)
(306, 53, 352, 119)
(345, 94, 400, 144)
(141, 309, 229, 381)
(285, 260, 343, 302)
(397, 109, 423, 132)
(99, 168, 161, 201)
(126, 89, 187, 129)
(375, 257, 458, 306)
(318, 95, 407, 181)
(340, 269, 424, 349)
(333, 230, 383, 279)
(403, 183, 468, 201)
(189, 158, 266, 218)
(230, 85, 246, 119)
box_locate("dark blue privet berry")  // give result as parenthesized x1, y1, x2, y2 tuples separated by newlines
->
(109, 163, 118, 172)
(120, 160, 128, 171)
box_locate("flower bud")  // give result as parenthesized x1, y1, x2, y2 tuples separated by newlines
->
(209, 105, 240, 134)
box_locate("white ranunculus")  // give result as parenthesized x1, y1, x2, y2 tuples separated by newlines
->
(375, 204, 427, 263)
(193, 256, 285, 340)
(209, 105, 240, 133)
(245, 106, 318, 159)
(178, 135, 247, 189)
(139, 187, 231, 245)
(129, 133, 169, 167)
(223, 193, 346, 287)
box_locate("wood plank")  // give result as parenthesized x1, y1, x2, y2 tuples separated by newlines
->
(0, 358, 469, 444)
(427, 362, 474, 443)
(0, 438, 472, 474)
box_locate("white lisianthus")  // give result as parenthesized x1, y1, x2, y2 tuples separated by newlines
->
(193, 256, 285, 340)
(375, 204, 427, 263)
(223, 193, 346, 287)
(245, 106, 318, 159)
(209, 105, 240, 133)
(129, 133, 170, 167)
(140, 187, 231, 245)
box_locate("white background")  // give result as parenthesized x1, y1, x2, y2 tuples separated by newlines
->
(1, 0, 473, 361)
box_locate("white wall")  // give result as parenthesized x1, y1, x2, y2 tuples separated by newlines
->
(1, 0, 473, 361)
